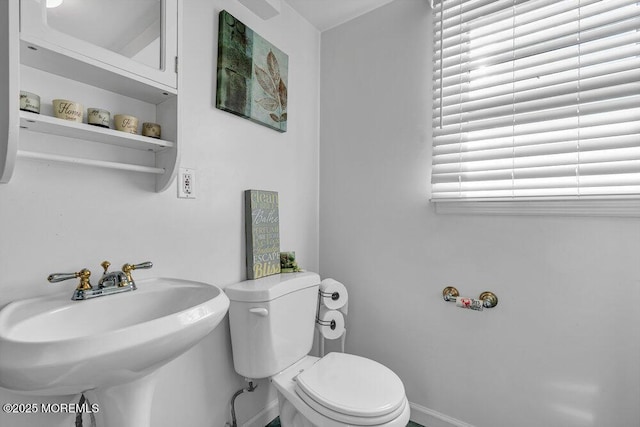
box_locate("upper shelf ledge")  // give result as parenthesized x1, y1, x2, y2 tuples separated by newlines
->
(20, 36, 176, 105)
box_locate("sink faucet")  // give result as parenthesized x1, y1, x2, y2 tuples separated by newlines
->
(48, 261, 153, 300)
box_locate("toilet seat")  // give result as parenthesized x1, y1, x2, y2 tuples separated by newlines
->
(294, 352, 407, 425)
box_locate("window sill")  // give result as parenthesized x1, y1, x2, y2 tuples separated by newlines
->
(432, 199, 640, 218)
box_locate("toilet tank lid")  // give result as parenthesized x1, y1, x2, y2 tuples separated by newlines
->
(225, 272, 320, 302)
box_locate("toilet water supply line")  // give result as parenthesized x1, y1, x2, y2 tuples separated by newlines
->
(229, 380, 258, 427)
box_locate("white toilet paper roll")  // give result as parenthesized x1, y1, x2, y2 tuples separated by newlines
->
(316, 307, 345, 340)
(319, 278, 349, 311)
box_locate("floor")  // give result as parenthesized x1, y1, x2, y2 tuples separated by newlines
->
(266, 418, 424, 427)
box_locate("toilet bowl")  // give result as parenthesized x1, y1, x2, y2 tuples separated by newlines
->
(272, 354, 410, 427)
(225, 272, 410, 427)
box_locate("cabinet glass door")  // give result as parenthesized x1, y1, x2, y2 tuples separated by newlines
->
(20, 0, 177, 89)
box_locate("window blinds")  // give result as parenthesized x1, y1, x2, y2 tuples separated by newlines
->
(431, 0, 640, 200)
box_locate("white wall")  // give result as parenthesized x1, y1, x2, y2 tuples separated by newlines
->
(0, 0, 319, 426)
(319, 1, 640, 427)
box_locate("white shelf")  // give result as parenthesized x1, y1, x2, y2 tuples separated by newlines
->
(19, 111, 174, 153)
(20, 37, 176, 105)
(1, 0, 181, 192)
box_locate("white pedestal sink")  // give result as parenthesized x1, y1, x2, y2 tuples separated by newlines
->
(0, 278, 230, 427)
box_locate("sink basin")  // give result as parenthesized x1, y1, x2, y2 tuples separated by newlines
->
(0, 277, 230, 426)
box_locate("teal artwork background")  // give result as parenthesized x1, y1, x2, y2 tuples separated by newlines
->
(216, 10, 288, 132)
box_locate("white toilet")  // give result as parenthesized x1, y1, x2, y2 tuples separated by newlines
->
(225, 272, 410, 427)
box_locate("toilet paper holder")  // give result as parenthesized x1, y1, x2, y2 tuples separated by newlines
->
(316, 317, 337, 330)
(319, 290, 341, 301)
(316, 290, 339, 330)
(442, 286, 498, 309)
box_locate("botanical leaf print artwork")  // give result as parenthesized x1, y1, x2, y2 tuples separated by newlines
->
(216, 10, 289, 132)
(254, 51, 287, 125)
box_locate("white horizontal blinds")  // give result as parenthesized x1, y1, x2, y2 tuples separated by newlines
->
(432, 0, 640, 200)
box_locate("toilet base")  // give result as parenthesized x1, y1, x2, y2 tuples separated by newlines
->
(277, 392, 315, 427)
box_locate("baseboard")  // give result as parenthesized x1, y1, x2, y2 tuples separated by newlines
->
(241, 399, 473, 427)
(409, 402, 475, 427)
(241, 399, 279, 427)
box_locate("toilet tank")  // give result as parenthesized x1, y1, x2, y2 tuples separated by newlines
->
(225, 272, 320, 379)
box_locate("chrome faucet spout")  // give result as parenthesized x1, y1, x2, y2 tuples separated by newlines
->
(98, 271, 129, 288)
(98, 260, 129, 289)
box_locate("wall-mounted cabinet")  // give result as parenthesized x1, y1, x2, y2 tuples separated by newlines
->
(0, 0, 181, 192)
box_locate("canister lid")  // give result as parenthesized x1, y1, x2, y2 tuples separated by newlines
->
(224, 271, 320, 302)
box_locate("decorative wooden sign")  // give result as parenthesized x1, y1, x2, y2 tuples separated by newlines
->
(245, 190, 281, 279)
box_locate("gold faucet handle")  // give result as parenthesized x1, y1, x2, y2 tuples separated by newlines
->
(101, 260, 111, 274)
(122, 261, 153, 284)
(76, 269, 92, 290)
(47, 268, 92, 291)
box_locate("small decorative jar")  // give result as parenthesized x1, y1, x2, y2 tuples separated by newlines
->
(87, 108, 111, 128)
(114, 114, 139, 134)
(142, 122, 161, 139)
(20, 91, 40, 114)
(52, 99, 83, 123)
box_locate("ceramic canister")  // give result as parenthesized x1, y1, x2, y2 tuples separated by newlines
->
(87, 108, 111, 128)
(114, 114, 139, 134)
(142, 122, 161, 139)
(20, 91, 40, 114)
(52, 99, 83, 123)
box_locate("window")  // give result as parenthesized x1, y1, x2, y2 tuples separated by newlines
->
(431, 0, 640, 210)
